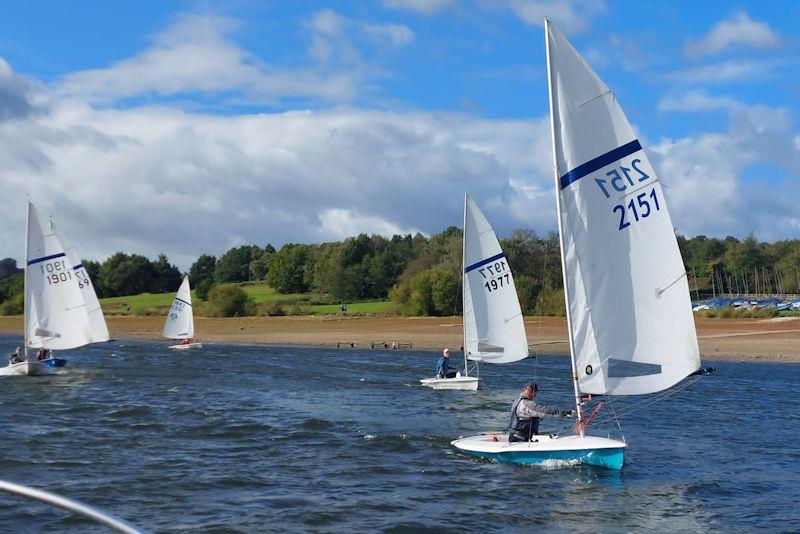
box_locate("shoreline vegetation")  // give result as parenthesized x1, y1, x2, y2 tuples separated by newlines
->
(0, 315, 797, 364)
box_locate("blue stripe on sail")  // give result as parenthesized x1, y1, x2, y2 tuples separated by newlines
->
(73, 264, 83, 270)
(27, 252, 66, 266)
(465, 252, 505, 274)
(175, 297, 192, 307)
(559, 139, 642, 190)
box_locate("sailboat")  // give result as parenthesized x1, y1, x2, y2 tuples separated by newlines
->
(420, 194, 529, 390)
(164, 276, 202, 350)
(0, 202, 97, 376)
(452, 20, 703, 469)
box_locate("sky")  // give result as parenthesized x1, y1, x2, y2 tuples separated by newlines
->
(0, 0, 798, 269)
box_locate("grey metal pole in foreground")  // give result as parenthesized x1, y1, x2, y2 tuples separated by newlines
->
(0, 479, 144, 533)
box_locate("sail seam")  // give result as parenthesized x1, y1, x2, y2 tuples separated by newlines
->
(27, 252, 66, 266)
(464, 252, 505, 273)
(559, 139, 642, 189)
(174, 297, 192, 307)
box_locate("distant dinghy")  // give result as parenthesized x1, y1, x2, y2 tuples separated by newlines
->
(164, 276, 202, 350)
(452, 20, 704, 469)
(420, 194, 529, 391)
(1, 202, 106, 376)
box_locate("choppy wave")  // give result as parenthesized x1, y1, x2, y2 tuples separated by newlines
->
(0, 336, 796, 531)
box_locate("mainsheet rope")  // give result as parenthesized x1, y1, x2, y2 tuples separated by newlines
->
(544, 374, 704, 436)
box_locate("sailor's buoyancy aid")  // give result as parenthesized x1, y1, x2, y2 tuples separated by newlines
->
(508, 395, 536, 437)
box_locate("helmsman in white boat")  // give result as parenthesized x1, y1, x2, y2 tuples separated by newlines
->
(509, 382, 573, 442)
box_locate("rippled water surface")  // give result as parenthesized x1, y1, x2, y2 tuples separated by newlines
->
(0, 335, 797, 532)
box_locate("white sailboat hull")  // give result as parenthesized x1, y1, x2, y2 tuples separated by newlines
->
(0, 361, 58, 377)
(451, 432, 625, 470)
(168, 342, 203, 350)
(420, 376, 479, 390)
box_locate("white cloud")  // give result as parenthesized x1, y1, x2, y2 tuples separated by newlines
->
(363, 23, 415, 47)
(650, 103, 800, 241)
(684, 11, 780, 59)
(502, 0, 605, 33)
(0, 92, 554, 268)
(658, 90, 743, 113)
(383, 0, 457, 14)
(55, 12, 413, 108)
(319, 209, 423, 240)
(666, 59, 785, 85)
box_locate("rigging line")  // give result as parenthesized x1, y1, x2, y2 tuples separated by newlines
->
(604, 394, 624, 439)
(588, 376, 703, 425)
(531, 234, 552, 382)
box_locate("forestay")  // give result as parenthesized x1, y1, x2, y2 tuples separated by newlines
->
(546, 23, 700, 395)
(25, 202, 93, 351)
(462, 195, 528, 364)
(51, 219, 110, 343)
(163, 276, 195, 340)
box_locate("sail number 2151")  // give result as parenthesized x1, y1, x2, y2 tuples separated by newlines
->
(614, 188, 660, 230)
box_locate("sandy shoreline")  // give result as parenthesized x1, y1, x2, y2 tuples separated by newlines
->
(1, 314, 798, 364)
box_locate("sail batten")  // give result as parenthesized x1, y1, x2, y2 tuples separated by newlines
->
(462, 195, 528, 364)
(546, 22, 700, 396)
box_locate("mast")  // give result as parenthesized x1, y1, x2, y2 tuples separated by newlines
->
(462, 193, 469, 377)
(544, 18, 584, 435)
(23, 202, 30, 360)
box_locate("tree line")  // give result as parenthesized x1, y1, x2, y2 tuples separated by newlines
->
(0, 231, 799, 316)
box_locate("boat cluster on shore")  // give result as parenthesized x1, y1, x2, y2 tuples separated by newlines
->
(693, 296, 800, 311)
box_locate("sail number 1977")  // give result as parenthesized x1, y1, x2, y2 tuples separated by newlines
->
(478, 260, 510, 293)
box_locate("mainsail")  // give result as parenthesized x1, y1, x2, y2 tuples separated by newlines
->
(462, 194, 528, 364)
(25, 202, 93, 351)
(163, 276, 195, 340)
(546, 22, 700, 395)
(51, 219, 110, 343)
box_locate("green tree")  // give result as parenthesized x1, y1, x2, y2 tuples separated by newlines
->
(207, 284, 251, 317)
(195, 278, 213, 301)
(250, 245, 275, 281)
(0, 258, 22, 281)
(97, 253, 157, 297)
(0, 293, 23, 315)
(268, 244, 312, 293)
(189, 255, 217, 287)
(408, 270, 435, 315)
(150, 254, 182, 293)
(215, 246, 258, 283)
(0, 272, 23, 305)
(431, 269, 459, 315)
(514, 274, 541, 315)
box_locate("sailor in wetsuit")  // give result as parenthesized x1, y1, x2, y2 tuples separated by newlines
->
(508, 381, 573, 442)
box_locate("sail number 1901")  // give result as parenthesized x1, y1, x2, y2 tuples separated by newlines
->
(40, 259, 73, 286)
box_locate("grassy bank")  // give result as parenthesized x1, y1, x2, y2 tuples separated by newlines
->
(100, 283, 398, 316)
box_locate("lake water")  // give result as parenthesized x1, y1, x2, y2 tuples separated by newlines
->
(0, 335, 797, 532)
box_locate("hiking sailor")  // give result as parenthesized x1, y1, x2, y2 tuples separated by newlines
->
(509, 381, 572, 442)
